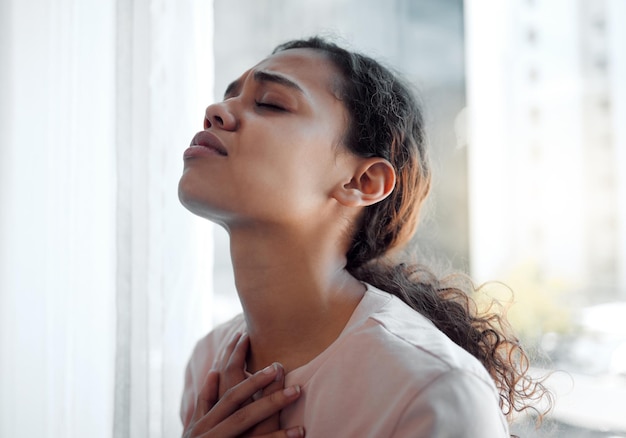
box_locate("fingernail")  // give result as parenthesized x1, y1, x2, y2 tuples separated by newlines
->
(273, 362, 284, 381)
(286, 426, 304, 438)
(262, 363, 278, 375)
(283, 385, 300, 397)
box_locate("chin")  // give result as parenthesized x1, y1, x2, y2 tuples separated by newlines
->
(178, 177, 208, 216)
(178, 179, 232, 227)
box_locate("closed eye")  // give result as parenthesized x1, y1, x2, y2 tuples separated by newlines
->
(255, 101, 286, 111)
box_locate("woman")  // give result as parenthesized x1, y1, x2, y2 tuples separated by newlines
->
(179, 37, 547, 437)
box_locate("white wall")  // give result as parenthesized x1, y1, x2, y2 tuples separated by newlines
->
(0, 0, 216, 436)
(0, 0, 116, 435)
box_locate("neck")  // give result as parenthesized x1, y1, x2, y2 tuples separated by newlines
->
(226, 224, 365, 374)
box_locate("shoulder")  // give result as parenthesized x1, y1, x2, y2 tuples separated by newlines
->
(179, 314, 246, 427)
(330, 285, 509, 435)
(392, 368, 510, 437)
(286, 286, 509, 436)
(352, 285, 494, 384)
(190, 313, 246, 370)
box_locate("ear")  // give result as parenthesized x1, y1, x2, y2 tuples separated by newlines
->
(333, 158, 396, 207)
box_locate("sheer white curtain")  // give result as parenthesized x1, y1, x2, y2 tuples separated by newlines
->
(0, 0, 214, 437)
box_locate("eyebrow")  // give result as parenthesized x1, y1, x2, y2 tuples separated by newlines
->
(223, 70, 305, 98)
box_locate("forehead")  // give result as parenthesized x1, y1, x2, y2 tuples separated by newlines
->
(230, 49, 343, 99)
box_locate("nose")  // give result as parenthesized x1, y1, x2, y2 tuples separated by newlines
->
(204, 101, 237, 131)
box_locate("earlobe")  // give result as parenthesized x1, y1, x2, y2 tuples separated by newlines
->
(334, 158, 396, 207)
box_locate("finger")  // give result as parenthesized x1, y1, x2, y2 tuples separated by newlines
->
(194, 363, 284, 431)
(255, 426, 305, 438)
(260, 362, 284, 397)
(192, 370, 220, 423)
(211, 384, 302, 437)
(247, 363, 285, 435)
(220, 334, 250, 398)
(229, 333, 250, 370)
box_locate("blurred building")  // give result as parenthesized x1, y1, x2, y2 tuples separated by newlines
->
(466, 0, 626, 302)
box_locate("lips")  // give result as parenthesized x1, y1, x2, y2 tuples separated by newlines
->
(190, 131, 228, 156)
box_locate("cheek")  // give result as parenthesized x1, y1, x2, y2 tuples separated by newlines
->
(237, 127, 320, 184)
(232, 154, 330, 221)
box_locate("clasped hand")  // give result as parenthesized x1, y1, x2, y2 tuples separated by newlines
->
(182, 333, 304, 438)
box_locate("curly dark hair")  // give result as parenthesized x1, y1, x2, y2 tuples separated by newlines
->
(274, 37, 551, 425)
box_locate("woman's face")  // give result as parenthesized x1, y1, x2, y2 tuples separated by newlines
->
(178, 48, 356, 229)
